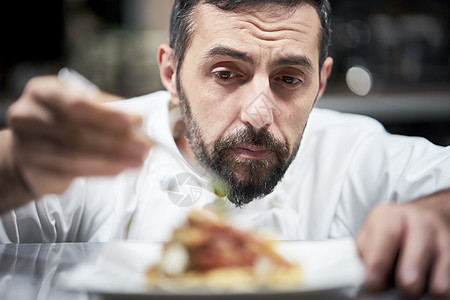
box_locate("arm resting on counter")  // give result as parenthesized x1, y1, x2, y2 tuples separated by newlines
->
(357, 189, 450, 298)
(412, 189, 450, 225)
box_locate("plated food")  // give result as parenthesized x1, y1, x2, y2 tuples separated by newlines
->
(146, 210, 303, 292)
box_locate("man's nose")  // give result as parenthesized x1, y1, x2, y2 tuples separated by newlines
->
(240, 80, 276, 130)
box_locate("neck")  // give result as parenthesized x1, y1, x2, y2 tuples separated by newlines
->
(176, 134, 196, 164)
(173, 120, 204, 174)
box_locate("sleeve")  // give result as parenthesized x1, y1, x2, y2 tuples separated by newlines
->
(0, 169, 142, 244)
(0, 178, 87, 243)
(329, 123, 450, 238)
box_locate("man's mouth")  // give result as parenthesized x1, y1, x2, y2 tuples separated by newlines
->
(234, 145, 274, 159)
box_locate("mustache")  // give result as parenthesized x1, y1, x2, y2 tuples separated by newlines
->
(215, 126, 289, 157)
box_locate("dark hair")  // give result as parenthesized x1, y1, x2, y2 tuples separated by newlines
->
(169, 0, 331, 73)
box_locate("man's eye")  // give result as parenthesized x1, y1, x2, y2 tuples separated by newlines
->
(280, 76, 301, 85)
(213, 71, 236, 80)
(272, 75, 303, 89)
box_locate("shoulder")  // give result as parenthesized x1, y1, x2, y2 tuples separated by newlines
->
(300, 108, 388, 157)
(303, 108, 447, 163)
(307, 108, 385, 135)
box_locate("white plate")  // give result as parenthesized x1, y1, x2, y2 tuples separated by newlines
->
(59, 238, 365, 299)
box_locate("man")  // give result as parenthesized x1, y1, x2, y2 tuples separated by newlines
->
(0, 0, 448, 298)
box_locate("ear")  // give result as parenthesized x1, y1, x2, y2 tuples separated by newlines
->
(317, 57, 333, 100)
(157, 43, 179, 104)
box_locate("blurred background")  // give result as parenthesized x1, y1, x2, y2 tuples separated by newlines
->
(0, 0, 449, 144)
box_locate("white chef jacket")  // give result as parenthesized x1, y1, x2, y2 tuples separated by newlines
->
(1, 91, 449, 243)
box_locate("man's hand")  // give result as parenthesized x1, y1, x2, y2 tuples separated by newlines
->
(6, 76, 152, 200)
(357, 191, 450, 298)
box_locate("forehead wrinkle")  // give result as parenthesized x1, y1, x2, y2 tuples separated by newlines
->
(195, 3, 320, 40)
(235, 20, 320, 69)
(229, 4, 321, 41)
(235, 16, 320, 45)
(238, 14, 302, 35)
(191, 4, 321, 70)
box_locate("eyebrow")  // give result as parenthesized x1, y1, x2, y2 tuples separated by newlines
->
(273, 56, 314, 74)
(201, 46, 254, 65)
(201, 45, 314, 73)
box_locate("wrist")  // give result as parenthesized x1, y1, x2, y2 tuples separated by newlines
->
(12, 157, 36, 199)
(0, 130, 35, 213)
(407, 190, 450, 225)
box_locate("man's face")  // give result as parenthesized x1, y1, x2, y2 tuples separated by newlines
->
(177, 3, 323, 206)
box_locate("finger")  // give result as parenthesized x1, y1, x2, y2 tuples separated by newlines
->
(7, 94, 53, 127)
(357, 205, 403, 292)
(16, 132, 150, 169)
(429, 226, 450, 299)
(17, 146, 141, 177)
(96, 91, 124, 103)
(11, 76, 148, 152)
(12, 115, 152, 160)
(22, 77, 134, 135)
(396, 211, 433, 297)
(37, 94, 135, 135)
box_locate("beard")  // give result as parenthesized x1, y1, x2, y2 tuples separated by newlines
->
(177, 85, 301, 207)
